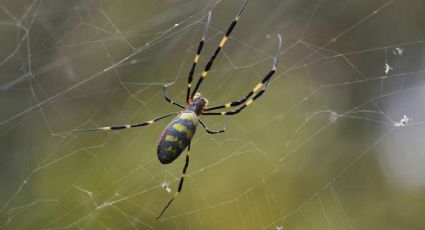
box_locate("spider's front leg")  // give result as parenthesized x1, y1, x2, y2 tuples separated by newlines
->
(202, 34, 282, 116)
(189, 0, 249, 100)
(186, 11, 212, 104)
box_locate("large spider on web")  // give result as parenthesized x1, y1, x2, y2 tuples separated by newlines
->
(74, 0, 282, 219)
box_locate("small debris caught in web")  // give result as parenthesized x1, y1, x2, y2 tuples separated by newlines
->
(392, 47, 404, 56)
(384, 63, 393, 74)
(161, 182, 172, 193)
(394, 115, 409, 127)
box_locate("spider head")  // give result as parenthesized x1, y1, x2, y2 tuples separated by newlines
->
(189, 93, 208, 115)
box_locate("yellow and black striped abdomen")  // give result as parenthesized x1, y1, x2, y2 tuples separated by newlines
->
(157, 112, 198, 164)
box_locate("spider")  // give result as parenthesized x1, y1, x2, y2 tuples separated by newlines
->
(75, 0, 282, 219)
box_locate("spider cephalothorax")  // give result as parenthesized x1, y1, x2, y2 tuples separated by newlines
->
(188, 93, 209, 115)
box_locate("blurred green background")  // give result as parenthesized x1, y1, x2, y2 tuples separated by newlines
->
(1, 0, 425, 229)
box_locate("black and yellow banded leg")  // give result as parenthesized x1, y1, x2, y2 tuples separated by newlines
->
(72, 112, 178, 132)
(186, 11, 212, 104)
(157, 143, 191, 219)
(204, 71, 273, 111)
(205, 34, 282, 112)
(190, 0, 249, 100)
(163, 83, 185, 109)
(202, 84, 268, 116)
(199, 118, 227, 134)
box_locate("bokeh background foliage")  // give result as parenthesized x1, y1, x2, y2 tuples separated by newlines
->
(1, 0, 425, 229)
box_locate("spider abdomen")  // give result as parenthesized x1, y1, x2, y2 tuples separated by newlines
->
(157, 111, 198, 164)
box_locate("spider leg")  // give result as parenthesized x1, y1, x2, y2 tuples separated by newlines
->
(202, 34, 282, 115)
(190, 0, 249, 100)
(198, 117, 227, 134)
(186, 11, 212, 104)
(72, 112, 178, 132)
(202, 85, 267, 116)
(157, 143, 191, 219)
(163, 83, 185, 109)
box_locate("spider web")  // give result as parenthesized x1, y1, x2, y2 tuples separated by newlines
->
(1, 0, 425, 229)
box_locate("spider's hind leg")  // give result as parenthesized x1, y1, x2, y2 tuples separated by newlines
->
(199, 117, 228, 134)
(157, 143, 191, 219)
